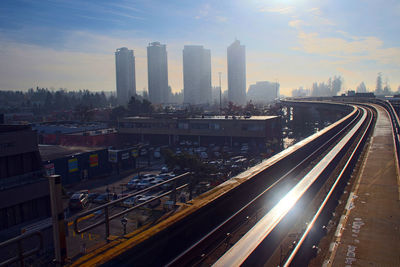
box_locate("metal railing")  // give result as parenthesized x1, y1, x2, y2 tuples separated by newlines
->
(0, 231, 43, 267)
(385, 101, 400, 168)
(374, 99, 400, 168)
(74, 172, 191, 240)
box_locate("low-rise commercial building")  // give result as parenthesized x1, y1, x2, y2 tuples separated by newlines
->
(0, 125, 50, 239)
(118, 115, 281, 146)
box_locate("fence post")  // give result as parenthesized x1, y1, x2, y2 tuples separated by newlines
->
(17, 240, 24, 267)
(105, 207, 110, 242)
(48, 175, 67, 265)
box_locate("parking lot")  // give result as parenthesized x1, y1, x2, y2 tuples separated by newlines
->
(63, 140, 280, 258)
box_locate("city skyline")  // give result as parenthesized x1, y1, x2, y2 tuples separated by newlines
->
(0, 0, 399, 95)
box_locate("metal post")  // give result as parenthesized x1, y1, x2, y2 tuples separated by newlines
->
(17, 240, 24, 267)
(189, 175, 193, 200)
(104, 207, 110, 242)
(171, 180, 177, 204)
(48, 175, 67, 265)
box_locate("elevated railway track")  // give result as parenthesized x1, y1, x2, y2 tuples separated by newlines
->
(4, 100, 397, 267)
(88, 103, 376, 267)
(168, 105, 374, 267)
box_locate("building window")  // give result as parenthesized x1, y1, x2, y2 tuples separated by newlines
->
(178, 123, 189, 129)
(209, 123, 220, 130)
(190, 123, 209, 129)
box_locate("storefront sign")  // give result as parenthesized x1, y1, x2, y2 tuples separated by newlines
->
(131, 149, 138, 158)
(89, 154, 98, 167)
(44, 163, 55, 176)
(68, 158, 78, 172)
(108, 150, 118, 163)
(121, 152, 129, 160)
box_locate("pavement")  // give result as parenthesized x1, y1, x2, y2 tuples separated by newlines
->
(325, 104, 400, 267)
(62, 160, 165, 260)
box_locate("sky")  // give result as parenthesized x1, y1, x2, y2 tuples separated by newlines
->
(0, 0, 399, 96)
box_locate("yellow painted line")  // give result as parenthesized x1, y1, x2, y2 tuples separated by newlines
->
(68, 213, 95, 227)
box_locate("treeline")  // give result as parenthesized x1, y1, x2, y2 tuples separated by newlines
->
(291, 73, 400, 97)
(0, 87, 117, 114)
(110, 96, 154, 121)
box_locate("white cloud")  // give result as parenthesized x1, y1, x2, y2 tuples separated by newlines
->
(216, 16, 228, 22)
(259, 6, 295, 14)
(295, 31, 400, 66)
(289, 20, 306, 29)
(308, 7, 322, 16)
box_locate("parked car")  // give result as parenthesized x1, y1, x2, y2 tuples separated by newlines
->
(127, 179, 140, 190)
(88, 193, 99, 202)
(150, 178, 164, 186)
(122, 197, 136, 207)
(142, 174, 156, 179)
(137, 178, 154, 189)
(69, 192, 89, 209)
(93, 193, 115, 204)
(137, 195, 161, 208)
(200, 151, 208, 159)
(161, 166, 169, 173)
(140, 148, 147, 156)
(161, 182, 173, 191)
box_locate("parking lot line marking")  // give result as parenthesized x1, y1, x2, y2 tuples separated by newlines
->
(68, 213, 95, 226)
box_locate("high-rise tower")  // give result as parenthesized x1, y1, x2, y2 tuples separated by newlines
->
(147, 42, 169, 104)
(115, 47, 136, 105)
(183, 45, 211, 105)
(227, 40, 246, 105)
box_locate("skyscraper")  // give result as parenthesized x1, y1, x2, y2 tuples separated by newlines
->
(183, 45, 212, 105)
(115, 47, 136, 105)
(227, 40, 246, 106)
(147, 42, 169, 104)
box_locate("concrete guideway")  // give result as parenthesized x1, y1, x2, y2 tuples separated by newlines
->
(326, 104, 400, 267)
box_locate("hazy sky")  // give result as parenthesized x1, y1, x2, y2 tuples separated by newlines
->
(0, 0, 399, 95)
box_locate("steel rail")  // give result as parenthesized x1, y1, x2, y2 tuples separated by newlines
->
(0, 231, 43, 267)
(283, 106, 373, 266)
(167, 107, 362, 266)
(214, 106, 368, 266)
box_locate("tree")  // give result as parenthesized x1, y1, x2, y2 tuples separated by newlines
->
(110, 106, 127, 122)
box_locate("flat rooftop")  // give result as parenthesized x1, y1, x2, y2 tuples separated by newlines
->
(123, 115, 277, 121)
(39, 145, 104, 161)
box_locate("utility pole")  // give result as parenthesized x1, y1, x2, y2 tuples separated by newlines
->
(219, 72, 222, 115)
